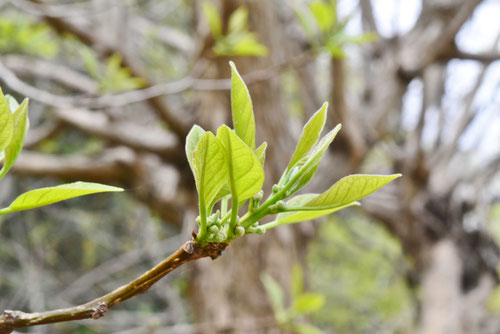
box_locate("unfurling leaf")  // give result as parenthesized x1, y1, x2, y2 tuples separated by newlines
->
(287, 102, 328, 171)
(217, 125, 263, 201)
(289, 124, 342, 192)
(255, 142, 267, 166)
(186, 125, 206, 171)
(0, 88, 14, 153)
(0, 98, 29, 180)
(192, 132, 228, 210)
(230, 61, 256, 150)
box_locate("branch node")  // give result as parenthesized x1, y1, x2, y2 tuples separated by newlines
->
(183, 240, 196, 254)
(2, 311, 19, 323)
(91, 302, 108, 320)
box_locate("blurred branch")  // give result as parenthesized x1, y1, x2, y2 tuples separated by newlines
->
(8, 0, 90, 18)
(0, 52, 311, 108)
(29, 0, 190, 140)
(59, 232, 185, 301)
(359, 0, 380, 37)
(131, 16, 194, 54)
(445, 48, 500, 63)
(0, 241, 228, 334)
(12, 148, 134, 184)
(2, 55, 98, 94)
(24, 118, 64, 148)
(52, 108, 182, 160)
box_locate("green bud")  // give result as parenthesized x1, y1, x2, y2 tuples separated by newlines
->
(208, 233, 215, 240)
(209, 210, 220, 224)
(208, 225, 219, 234)
(255, 227, 265, 234)
(235, 226, 245, 237)
(253, 190, 264, 202)
(215, 232, 227, 242)
(276, 200, 286, 210)
(195, 216, 201, 225)
(272, 184, 283, 193)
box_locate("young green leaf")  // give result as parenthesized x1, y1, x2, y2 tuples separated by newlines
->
(291, 293, 325, 314)
(0, 98, 29, 180)
(288, 124, 341, 193)
(185, 125, 206, 171)
(201, 0, 222, 38)
(217, 125, 264, 201)
(228, 7, 248, 34)
(274, 194, 359, 225)
(0, 88, 14, 153)
(287, 102, 328, 171)
(255, 141, 267, 166)
(307, 174, 402, 208)
(0, 182, 123, 215)
(192, 132, 228, 211)
(229, 61, 255, 150)
(4, 95, 19, 113)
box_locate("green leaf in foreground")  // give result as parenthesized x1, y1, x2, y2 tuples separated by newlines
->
(290, 124, 341, 192)
(0, 98, 29, 180)
(217, 125, 264, 201)
(0, 182, 123, 215)
(5, 95, 20, 113)
(192, 132, 228, 212)
(307, 174, 402, 207)
(274, 194, 359, 225)
(0, 88, 14, 153)
(255, 141, 267, 166)
(230, 61, 255, 150)
(185, 125, 206, 171)
(287, 102, 328, 171)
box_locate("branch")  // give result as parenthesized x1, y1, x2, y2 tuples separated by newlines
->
(0, 52, 312, 108)
(28, 0, 190, 139)
(131, 16, 194, 54)
(2, 55, 98, 94)
(0, 241, 228, 334)
(52, 108, 182, 161)
(441, 47, 500, 64)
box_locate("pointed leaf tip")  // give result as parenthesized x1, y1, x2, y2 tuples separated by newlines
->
(230, 62, 255, 150)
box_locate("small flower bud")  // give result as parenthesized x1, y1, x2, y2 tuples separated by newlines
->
(253, 190, 264, 202)
(215, 232, 227, 242)
(276, 200, 286, 210)
(272, 184, 283, 193)
(235, 226, 245, 237)
(208, 225, 219, 234)
(255, 227, 265, 234)
(195, 216, 201, 225)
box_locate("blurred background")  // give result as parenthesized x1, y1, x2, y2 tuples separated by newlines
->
(0, 0, 499, 333)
